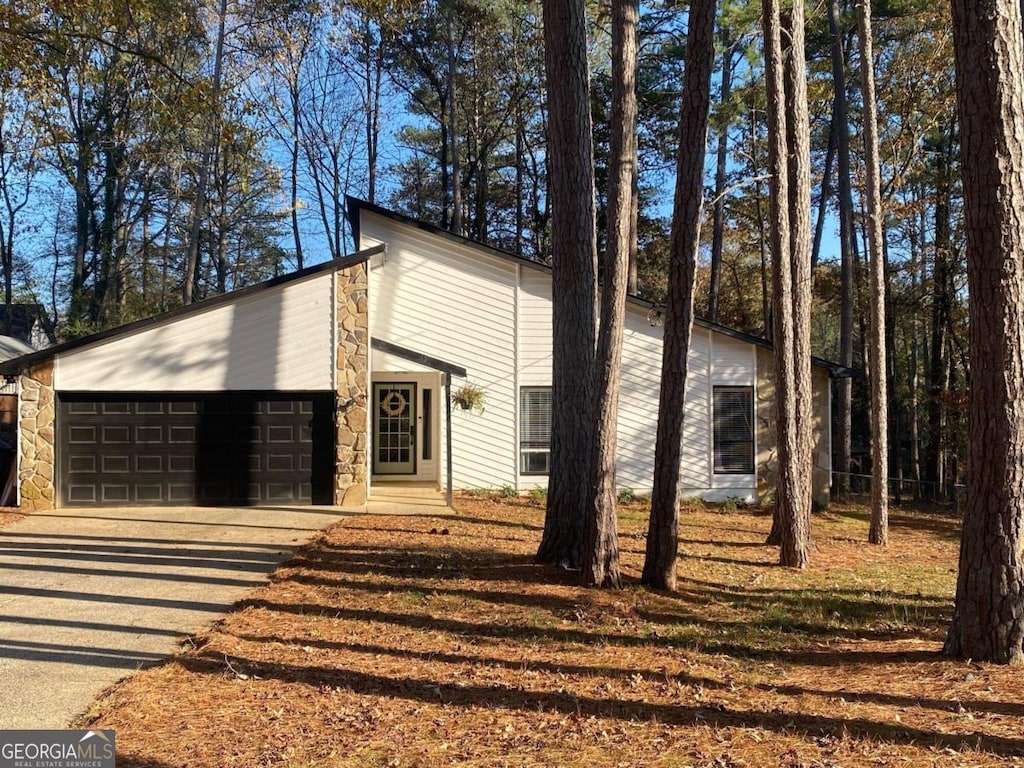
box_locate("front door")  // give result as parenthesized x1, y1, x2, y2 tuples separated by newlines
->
(373, 382, 416, 474)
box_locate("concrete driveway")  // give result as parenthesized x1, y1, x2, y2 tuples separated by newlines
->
(0, 505, 349, 729)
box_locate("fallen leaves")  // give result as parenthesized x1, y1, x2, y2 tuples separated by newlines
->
(81, 497, 1024, 767)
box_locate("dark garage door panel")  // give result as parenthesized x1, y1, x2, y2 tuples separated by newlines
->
(58, 393, 335, 506)
(63, 399, 200, 505)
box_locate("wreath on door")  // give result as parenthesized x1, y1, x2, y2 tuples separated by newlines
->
(381, 390, 408, 417)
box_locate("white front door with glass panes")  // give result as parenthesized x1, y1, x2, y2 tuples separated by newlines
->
(374, 382, 417, 474)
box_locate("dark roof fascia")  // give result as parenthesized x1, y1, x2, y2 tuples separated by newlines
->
(373, 338, 468, 378)
(346, 197, 859, 380)
(694, 314, 860, 379)
(808, 357, 862, 380)
(0, 246, 384, 376)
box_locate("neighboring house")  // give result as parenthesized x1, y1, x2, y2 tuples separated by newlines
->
(0, 198, 852, 511)
(0, 335, 30, 504)
(0, 304, 56, 349)
(0, 335, 35, 363)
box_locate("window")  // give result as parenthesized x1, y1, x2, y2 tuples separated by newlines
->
(520, 387, 552, 475)
(713, 386, 754, 474)
(422, 389, 432, 460)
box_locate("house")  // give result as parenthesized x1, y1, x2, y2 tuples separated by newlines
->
(0, 303, 57, 349)
(0, 198, 851, 511)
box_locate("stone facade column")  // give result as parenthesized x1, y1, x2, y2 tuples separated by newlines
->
(335, 264, 369, 507)
(18, 361, 56, 510)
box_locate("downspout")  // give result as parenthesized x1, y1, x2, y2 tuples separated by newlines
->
(827, 370, 834, 494)
(514, 264, 520, 488)
(445, 372, 453, 507)
(7, 375, 20, 507)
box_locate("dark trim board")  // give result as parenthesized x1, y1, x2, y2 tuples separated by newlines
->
(57, 391, 336, 507)
(373, 338, 467, 378)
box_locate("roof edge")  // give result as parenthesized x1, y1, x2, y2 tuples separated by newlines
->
(347, 197, 858, 379)
(0, 246, 384, 376)
(346, 196, 552, 276)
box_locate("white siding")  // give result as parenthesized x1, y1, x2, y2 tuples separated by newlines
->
(372, 349, 434, 374)
(361, 211, 764, 501)
(517, 268, 553, 386)
(707, 333, 757, 500)
(679, 326, 713, 494)
(55, 272, 335, 392)
(710, 333, 755, 386)
(363, 214, 518, 489)
(616, 309, 668, 491)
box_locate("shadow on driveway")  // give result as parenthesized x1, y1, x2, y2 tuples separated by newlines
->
(0, 505, 349, 729)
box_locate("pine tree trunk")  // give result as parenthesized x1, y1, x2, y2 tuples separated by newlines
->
(884, 235, 900, 505)
(447, 10, 463, 236)
(583, 0, 638, 590)
(361, 16, 383, 204)
(184, 0, 227, 306)
(642, 0, 716, 591)
(783, 2, 813, 568)
(945, 0, 1024, 665)
(515, 109, 524, 257)
(69, 140, 90, 324)
(762, 0, 810, 568)
(536, 0, 598, 570)
(763, 0, 792, 548)
(910, 225, 922, 490)
(290, 73, 303, 270)
(811, 114, 837, 271)
(707, 23, 733, 323)
(829, 0, 855, 498)
(925, 138, 954, 485)
(857, 0, 889, 545)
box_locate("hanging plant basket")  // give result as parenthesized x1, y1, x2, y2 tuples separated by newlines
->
(452, 383, 485, 414)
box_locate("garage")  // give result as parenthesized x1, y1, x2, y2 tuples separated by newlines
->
(57, 392, 336, 507)
(1, 251, 377, 511)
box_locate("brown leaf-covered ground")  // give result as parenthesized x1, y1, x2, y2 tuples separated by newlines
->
(82, 496, 1024, 767)
(0, 507, 23, 529)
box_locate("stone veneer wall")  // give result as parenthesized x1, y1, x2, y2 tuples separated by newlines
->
(335, 264, 369, 507)
(18, 360, 56, 510)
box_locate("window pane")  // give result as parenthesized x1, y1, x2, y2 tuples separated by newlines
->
(422, 390, 432, 460)
(521, 451, 550, 475)
(520, 387, 552, 475)
(713, 386, 754, 474)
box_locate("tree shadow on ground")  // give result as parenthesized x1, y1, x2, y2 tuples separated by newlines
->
(106, 506, 997, 762)
(827, 506, 962, 541)
(275, 570, 947, 644)
(220, 629, 1024, 717)
(283, 538, 950, 640)
(172, 650, 1024, 758)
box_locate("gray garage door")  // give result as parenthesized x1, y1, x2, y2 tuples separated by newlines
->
(57, 392, 335, 506)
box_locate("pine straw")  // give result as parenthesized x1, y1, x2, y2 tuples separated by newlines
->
(82, 497, 1024, 767)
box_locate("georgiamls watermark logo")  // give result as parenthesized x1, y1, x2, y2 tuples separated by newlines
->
(0, 730, 115, 768)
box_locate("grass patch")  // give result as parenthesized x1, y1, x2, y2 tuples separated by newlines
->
(83, 497, 1024, 767)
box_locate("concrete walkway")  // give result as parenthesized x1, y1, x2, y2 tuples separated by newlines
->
(0, 505, 352, 729)
(367, 482, 451, 514)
